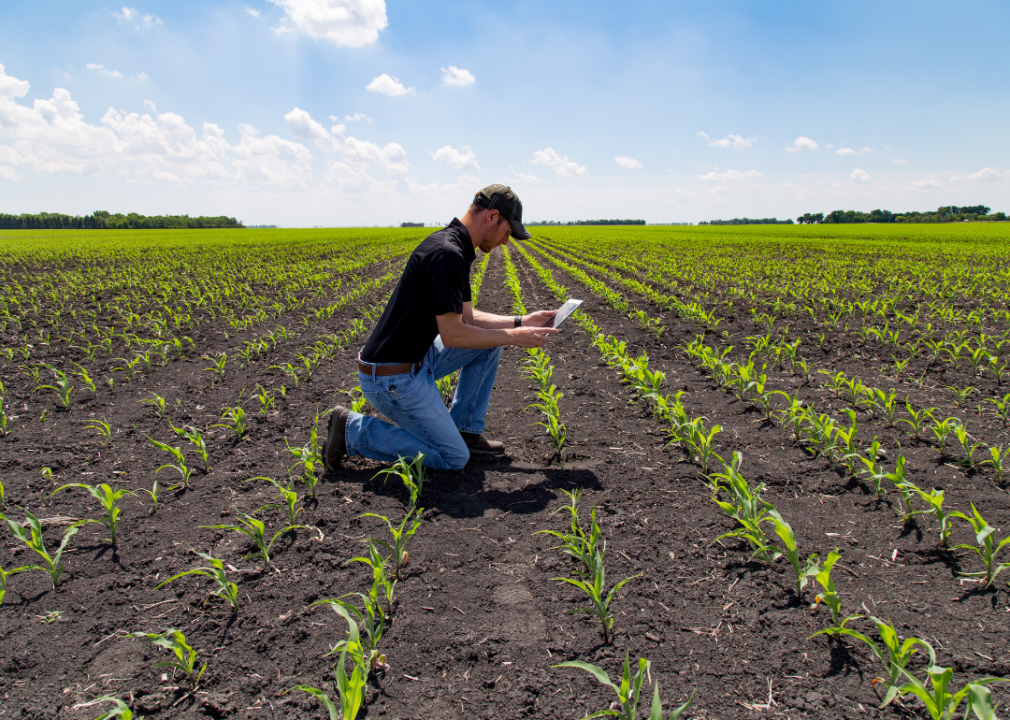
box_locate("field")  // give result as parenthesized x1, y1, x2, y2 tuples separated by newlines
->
(2, 223, 1010, 720)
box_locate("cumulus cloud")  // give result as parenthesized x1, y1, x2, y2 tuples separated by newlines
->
(891, 158, 907, 165)
(112, 7, 162, 29)
(269, 0, 387, 47)
(850, 168, 871, 183)
(0, 64, 316, 187)
(340, 112, 367, 122)
(837, 147, 872, 156)
(365, 73, 414, 96)
(285, 106, 407, 173)
(431, 145, 479, 170)
(698, 169, 762, 182)
(532, 147, 587, 178)
(912, 177, 941, 188)
(786, 136, 819, 152)
(441, 66, 475, 86)
(510, 166, 540, 183)
(614, 156, 642, 169)
(950, 167, 1001, 182)
(697, 131, 755, 149)
(244, 6, 261, 17)
(86, 63, 124, 79)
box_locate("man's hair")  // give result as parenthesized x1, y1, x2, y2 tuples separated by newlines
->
(469, 201, 505, 220)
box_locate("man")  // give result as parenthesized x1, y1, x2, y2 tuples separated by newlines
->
(322, 184, 559, 472)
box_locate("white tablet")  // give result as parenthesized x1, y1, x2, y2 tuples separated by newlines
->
(552, 299, 583, 328)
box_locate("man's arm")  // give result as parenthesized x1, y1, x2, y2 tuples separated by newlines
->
(462, 302, 556, 329)
(438, 309, 558, 349)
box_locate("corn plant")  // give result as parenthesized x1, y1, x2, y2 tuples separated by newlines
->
(71, 365, 98, 396)
(169, 423, 210, 472)
(270, 362, 300, 387)
(254, 385, 275, 414)
(987, 394, 1010, 427)
(286, 429, 322, 498)
(0, 563, 32, 605)
(928, 416, 960, 456)
(156, 551, 240, 613)
(981, 445, 1010, 484)
(347, 541, 397, 617)
(554, 652, 693, 720)
(288, 607, 367, 720)
(130, 629, 207, 690)
(339, 386, 368, 413)
(897, 403, 936, 441)
(527, 383, 567, 460)
(893, 665, 1005, 720)
(1, 509, 84, 589)
(314, 595, 388, 673)
(809, 549, 861, 635)
(0, 396, 10, 437)
(373, 452, 426, 512)
(909, 486, 957, 547)
(36, 364, 73, 408)
(767, 510, 819, 598)
(49, 482, 135, 546)
(949, 503, 1010, 587)
(212, 405, 247, 439)
(953, 424, 982, 468)
(72, 696, 136, 719)
(141, 480, 158, 515)
(435, 373, 456, 405)
(710, 455, 780, 565)
(884, 456, 919, 522)
(202, 352, 227, 384)
(250, 476, 304, 526)
(147, 436, 194, 490)
(139, 392, 168, 417)
(832, 616, 935, 706)
(536, 489, 599, 576)
(856, 440, 888, 499)
(84, 418, 112, 446)
(204, 511, 302, 566)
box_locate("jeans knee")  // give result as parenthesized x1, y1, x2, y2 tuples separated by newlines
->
(441, 437, 470, 470)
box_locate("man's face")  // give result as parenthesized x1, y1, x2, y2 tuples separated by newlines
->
(478, 210, 512, 253)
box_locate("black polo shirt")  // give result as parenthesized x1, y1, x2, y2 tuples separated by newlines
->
(361, 218, 477, 363)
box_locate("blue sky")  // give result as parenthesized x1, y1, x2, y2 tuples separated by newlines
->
(1, 0, 1008, 225)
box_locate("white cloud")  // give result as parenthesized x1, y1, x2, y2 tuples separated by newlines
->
(614, 156, 642, 169)
(510, 166, 540, 183)
(891, 158, 907, 165)
(440, 66, 475, 87)
(340, 112, 367, 122)
(912, 177, 941, 188)
(365, 73, 414, 97)
(0, 64, 30, 99)
(86, 63, 124, 79)
(697, 131, 755, 149)
(135, 71, 149, 82)
(698, 169, 762, 182)
(269, 0, 387, 47)
(431, 145, 479, 170)
(244, 5, 261, 17)
(837, 147, 872, 156)
(285, 106, 408, 173)
(850, 168, 871, 183)
(143, 99, 157, 112)
(786, 136, 819, 152)
(950, 167, 1001, 182)
(532, 147, 587, 178)
(113, 7, 162, 29)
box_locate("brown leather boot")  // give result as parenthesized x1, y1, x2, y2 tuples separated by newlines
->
(461, 431, 505, 456)
(323, 406, 350, 473)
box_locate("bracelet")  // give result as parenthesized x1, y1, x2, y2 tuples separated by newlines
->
(514, 316, 522, 328)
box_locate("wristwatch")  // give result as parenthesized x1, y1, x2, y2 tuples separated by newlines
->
(514, 316, 522, 327)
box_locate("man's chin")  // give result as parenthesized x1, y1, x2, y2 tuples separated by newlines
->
(478, 239, 495, 253)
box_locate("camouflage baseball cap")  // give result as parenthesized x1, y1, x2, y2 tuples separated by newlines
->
(473, 184, 531, 240)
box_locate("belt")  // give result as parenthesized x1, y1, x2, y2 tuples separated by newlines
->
(357, 358, 422, 376)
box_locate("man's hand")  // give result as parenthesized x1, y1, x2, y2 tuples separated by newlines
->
(510, 325, 559, 349)
(523, 309, 558, 328)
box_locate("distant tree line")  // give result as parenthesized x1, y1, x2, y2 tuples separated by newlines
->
(0, 211, 243, 230)
(700, 217, 794, 226)
(400, 222, 424, 228)
(797, 206, 1007, 224)
(526, 219, 646, 226)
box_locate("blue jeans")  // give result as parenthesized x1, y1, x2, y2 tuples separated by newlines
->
(344, 341, 502, 470)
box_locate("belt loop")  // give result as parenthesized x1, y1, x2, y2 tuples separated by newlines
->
(358, 349, 377, 381)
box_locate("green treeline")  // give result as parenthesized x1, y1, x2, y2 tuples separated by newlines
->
(700, 217, 794, 226)
(797, 206, 1007, 224)
(527, 219, 646, 226)
(0, 211, 244, 230)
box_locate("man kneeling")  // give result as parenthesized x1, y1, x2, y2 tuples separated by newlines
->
(322, 184, 559, 472)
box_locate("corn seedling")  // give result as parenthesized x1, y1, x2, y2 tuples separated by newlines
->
(71, 365, 98, 396)
(1, 509, 84, 589)
(987, 394, 1010, 427)
(710, 455, 781, 565)
(254, 385, 275, 414)
(251, 476, 304, 526)
(909, 486, 957, 547)
(201, 352, 227, 383)
(147, 436, 194, 490)
(897, 403, 936, 441)
(856, 440, 888, 499)
(767, 509, 819, 598)
(554, 652, 693, 720)
(314, 595, 388, 673)
(49, 482, 135, 546)
(84, 418, 112, 446)
(130, 628, 207, 689)
(359, 511, 422, 582)
(168, 423, 210, 472)
(953, 424, 982, 468)
(204, 511, 301, 566)
(139, 392, 168, 417)
(0, 396, 10, 437)
(981, 445, 1010, 484)
(347, 540, 397, 617)
(928, 416, 960, 457)
(286, 429, 322, 498)
(141, 480, 158, 515)
(71, 696, 136, 719)
(536, 489, 599, 577)
(156, 551, 240, 612)
(211, 405, 247, 439)
(893, 665, 1006, 720)
(270, 362, 300, 387)
(949, 503, 1010, 587)
(884, 456, 919, 522)
(0, 563, 32, 605)
(809, 549, 861, 635)
(339, 385, 368, 414)
(832, 616, 935, 706)
(435, 373, 456, 405)
(36, 364, 73, 408)
(372, 452, 426, 512)
(554, 542, 640, 644)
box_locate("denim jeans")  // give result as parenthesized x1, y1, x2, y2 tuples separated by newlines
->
(344, 341, 502, 470)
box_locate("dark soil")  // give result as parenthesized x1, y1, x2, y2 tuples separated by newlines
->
(2, 244, 1009, 720)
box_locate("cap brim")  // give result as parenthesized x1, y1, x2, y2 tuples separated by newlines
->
(509, 219, 532, 240)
